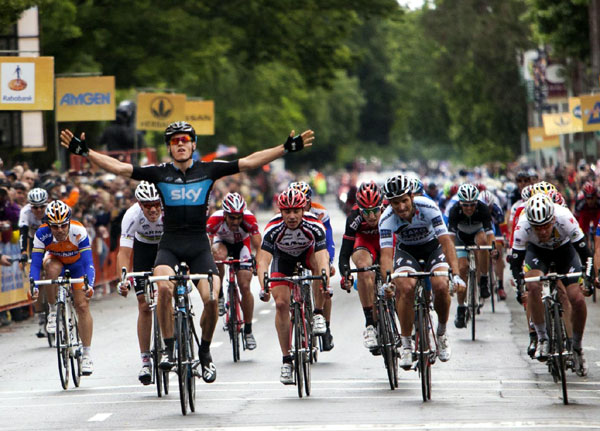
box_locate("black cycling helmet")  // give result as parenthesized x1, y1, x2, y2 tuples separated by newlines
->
(164, 121, 196, 145)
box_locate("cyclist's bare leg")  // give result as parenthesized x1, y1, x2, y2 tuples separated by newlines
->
(309, 253, 326, 311)
(566, 282, 586, 338)
(494, 241, 505, 281)
(475, 231, 489, 275)
(155, 264, 176, 339)
(457, 257, 468, 305)
(197, 275, 221, 341)
(42, 258, 61, 304)
(211, 242, 227, 287)
(524, 269, 544, 325)
(236, 269, 254, 323)
(72, 289, 93, 347)
(394, 276, 416, 337)
(352, 249, 375, 309)
(323, 296, 332, 322)
(137, 295, 152, 353)
(431, 276, 450, 324)
(272, 284, 292, 356)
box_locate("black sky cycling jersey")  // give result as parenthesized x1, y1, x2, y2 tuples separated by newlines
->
(131, 160, 239, 234)
(447, 201, 493, 236)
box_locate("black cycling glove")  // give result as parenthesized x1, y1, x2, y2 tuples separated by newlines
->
(68, 135, 89, 157)
(283, 134, 304, 153)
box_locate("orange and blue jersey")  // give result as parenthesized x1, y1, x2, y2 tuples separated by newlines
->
(309, 202, 335, 264)
(29, 220, 95, 286)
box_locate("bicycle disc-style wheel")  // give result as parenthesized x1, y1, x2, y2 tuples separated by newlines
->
(378, 300, 395, 391)
(302, 316, 311, 397)
(152, 311, 163, 397)
(417, 305, 431, 401)
(56, 303, 70, 390)
(553, 304, 568, 405)
(187, 316, 197, 413)
(176, 313, 189, 415)
(469, 271, 477, 341)
(293, 307, 304, 398)
(70, 309, 82, 388)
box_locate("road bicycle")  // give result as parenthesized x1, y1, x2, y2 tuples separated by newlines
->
(263, 268, 327, 398)
(214, 257, 256, 362)
(144, 264, 212, 415)
(455, 244, 492, 341)
(30, 270, 89, 390)
(523, 260, 592, 405)
(344, 264, 400, 390)
(120, 268, 169, 398)
(390, 268, 451, 402)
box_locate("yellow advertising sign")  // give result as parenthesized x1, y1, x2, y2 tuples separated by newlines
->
(569, 97, 583, 131)
(580, 94, 600, 132)
(185, 100, 214, 135)
(542, 112, 581, 135)
(0, 56, 54, 110)
(56, 76, 115, 122)
(528, 127, 560, 150)
(136, 92, 186, 131)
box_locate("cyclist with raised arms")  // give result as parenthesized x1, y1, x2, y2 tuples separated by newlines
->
(378, 174, 463, 370)
(116, 181, 164, 385)
(60, 122, 313, 383)
(30, 200, 96, 375)
(339, 181, 384, 351)
(290, 180, 335, 351)
(207, 192, 261, 350)
(448, 183, 495, 328)
(18, 187, 49, 338)
(256, 188, 330, 384)
(511, 194, 590, 376)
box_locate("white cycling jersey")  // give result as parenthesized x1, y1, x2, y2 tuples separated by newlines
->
(512, 204, 584, 251)
(379, 196, 449, 248)
(119, 203, 164, 248)
(18, 203, 44, 238)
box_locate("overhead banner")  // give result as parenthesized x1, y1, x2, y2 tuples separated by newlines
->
(580, 94, 600, 132)
(542, 112, 581, 135)
(185, 100, 214, 135)
(55, 76, 115, 122)
(0, 56, 53, 110)
(136, 92, 186, 131)
(528, 127, 560, 150)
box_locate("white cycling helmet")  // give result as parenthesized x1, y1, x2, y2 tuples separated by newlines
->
(27, 188, 48, 205)
(45, 200, 71, 225)
(521, 184, 534, 201)
(383, 174, 412, 199)
(457, 183, 479, 202)
(222, 192, 247, 214)
(526, 194, 555, 226)
(135, 181, 159, 202)
(479, 190, 494, 206)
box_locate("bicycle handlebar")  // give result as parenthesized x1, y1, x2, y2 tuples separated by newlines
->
(390, 270, 450, 279)
(214, 256, 257, 276)
(263, 269, 328, 296)
(454, 245, 493, 251)
(345, 264, 380, 276)
(523, 272, 583, 283)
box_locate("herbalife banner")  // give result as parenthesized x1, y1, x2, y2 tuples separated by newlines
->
(0, 57, 54, 110)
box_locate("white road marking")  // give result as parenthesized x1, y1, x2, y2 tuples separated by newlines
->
(135, 424, 600, 431)
(87, 413, 112, 422)
(259, 309, 271, 315)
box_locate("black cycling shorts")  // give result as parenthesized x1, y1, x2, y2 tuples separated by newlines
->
(155, 232, 218, 276)
(523, 243, 582, 276)
(133, 239, 158, 296)
(270, 249, 312, 277)
(393, 239, 448, 272)
(216, 241, 253, 271)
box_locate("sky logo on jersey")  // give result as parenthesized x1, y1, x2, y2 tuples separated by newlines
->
(59, 92, 111, 106)
(158, 180, 212, 206)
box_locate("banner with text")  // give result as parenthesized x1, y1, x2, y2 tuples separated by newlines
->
(56, 76, 115, 121)
(0, 242, 28, 310)
(136, 92, 186, 131)
(185, 100, 214, 135)
(542, 112, 582, 135)
(580, 94, 600, 132)
(528, 127, 560, 150)
(0, 56, 54, 110)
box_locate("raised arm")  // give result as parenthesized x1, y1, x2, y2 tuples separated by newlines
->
(60, 129, 133, 177)
(238, 129, 314, 172)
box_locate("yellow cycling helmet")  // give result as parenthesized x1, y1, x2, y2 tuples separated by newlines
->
(45, 200, 71, 225)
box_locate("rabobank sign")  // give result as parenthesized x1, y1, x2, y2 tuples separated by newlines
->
(59, 92, 111, 106)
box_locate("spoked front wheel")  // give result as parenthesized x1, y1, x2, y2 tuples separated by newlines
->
(553, 304, 568, 405)
(417, 305, 431, 401)
(302, 316, 311, 397)
(229, 286, 241, 362)
(152, 311, 163, 397)
(56, 303, 70, 390)
(377, 299, 396, 391)
(175, 314, 189, 415)
(187, 316, 198, 413)
(69, 311, 82, 388)
(293, 307, 304, 398)
(469, 272, 477, 341)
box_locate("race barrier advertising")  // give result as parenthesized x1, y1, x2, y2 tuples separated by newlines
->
(0, 56, 54, 110)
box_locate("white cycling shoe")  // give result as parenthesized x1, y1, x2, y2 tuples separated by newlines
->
(399, 346, 413, 370)
(81, 356, 94, 376)
(437, 333, 451, 362)
(363, 325, 378, 349)
(46, 312, 56, 334)
(280, 363, 294, 385)
(313, 314, 326, 335)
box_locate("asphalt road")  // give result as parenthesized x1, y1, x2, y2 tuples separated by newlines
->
(1, 195, 600, 430)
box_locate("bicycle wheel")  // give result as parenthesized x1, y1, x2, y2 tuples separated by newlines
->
(56, 303, 70, 390)
(376, 298, 395, 390)
(543, 300, 558, 382)
(228, 284, 240, 362)
(175, 312, 189, 415)
(469, 270, 476, 341)
(187, 315, 197, 413)
(388, 299, 400, 388)
(488, 259, 496, 313)
(69, 305, 82, 388)
(417, 304, 431, 402)
(293, 305, 304, 398)
(152, 310, 163, 397)
(553, 303, 568, 405)
(302, 315, 311, 397)
(303, 284, 318, 364)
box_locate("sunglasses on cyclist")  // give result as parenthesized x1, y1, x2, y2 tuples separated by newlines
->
(49, 222, 69, 229)
(361, 207, 381, 216)
(140, 201, 161, 209)
(169, 135, 193, 145)
(31, 205, 46, 210)
(460, 202, 476, 208)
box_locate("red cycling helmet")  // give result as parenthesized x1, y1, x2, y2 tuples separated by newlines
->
(476, 183, 487, 191)
(356, 181, 383, 209)
(449, 184, 459, 197)
(548, 189, 565, 206)
(277, 188, 307, 210)
(222, 192, 247, 214)
(582, 181, 597, 197)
